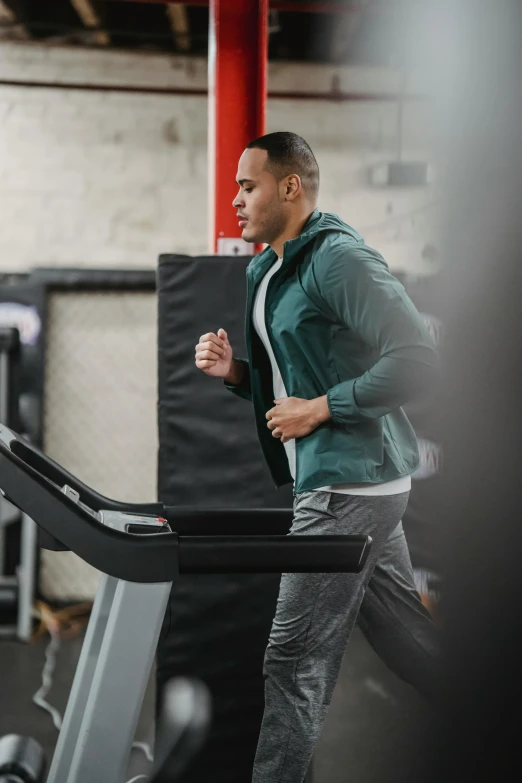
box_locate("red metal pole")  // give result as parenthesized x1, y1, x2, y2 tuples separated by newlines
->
(208, 0, 268, 254)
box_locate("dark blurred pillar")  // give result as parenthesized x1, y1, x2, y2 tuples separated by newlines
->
(398, 1, 522, 779)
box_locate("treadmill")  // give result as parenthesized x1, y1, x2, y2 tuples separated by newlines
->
(0, 423, 371, 783)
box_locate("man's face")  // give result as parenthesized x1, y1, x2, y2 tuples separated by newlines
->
(233, 148, 289, 246)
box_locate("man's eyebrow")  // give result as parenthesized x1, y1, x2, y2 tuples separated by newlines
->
(237, 178, 255, 186)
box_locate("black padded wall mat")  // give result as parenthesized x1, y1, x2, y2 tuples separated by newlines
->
(156, 255, 292, 783)
(157, 254, 293, 509)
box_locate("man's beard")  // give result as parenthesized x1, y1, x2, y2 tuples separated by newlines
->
(247, 210, 286, 246)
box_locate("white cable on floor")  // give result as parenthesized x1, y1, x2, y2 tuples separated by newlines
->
(132, 742, 153, 763)
(127, 741, 154, 783)
(32, 623, 63, 731)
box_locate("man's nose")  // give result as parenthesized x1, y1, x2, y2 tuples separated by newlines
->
(232, 190, 243, 209)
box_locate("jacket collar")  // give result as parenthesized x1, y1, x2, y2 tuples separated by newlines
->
(282, 208, 324, 257)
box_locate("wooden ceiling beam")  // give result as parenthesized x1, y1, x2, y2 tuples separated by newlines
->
(166, 3, 191, 52)
(70, 0, 110, 45)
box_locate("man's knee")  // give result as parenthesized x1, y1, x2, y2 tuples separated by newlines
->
(264, 638, 302, 671)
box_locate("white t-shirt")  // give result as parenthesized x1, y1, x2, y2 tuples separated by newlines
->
(251, 258, 411, 496)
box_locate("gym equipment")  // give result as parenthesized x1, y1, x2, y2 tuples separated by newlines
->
(0, 423, 371, 783)
(0, 328, 20, 430)
(0, 735, 46, 783)
(0, 327, 38, 641)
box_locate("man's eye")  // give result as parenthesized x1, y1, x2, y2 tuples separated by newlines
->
(244, 187, 253, 193)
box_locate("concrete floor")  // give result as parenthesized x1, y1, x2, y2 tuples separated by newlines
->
(0, 627, 428, 782)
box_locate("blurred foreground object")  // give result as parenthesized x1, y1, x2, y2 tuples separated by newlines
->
(392, 1, 522, 779)
(0, 734, 45, 783)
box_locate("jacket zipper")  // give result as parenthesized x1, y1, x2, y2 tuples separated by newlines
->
(245, 267, 282, 487)
(264, 260, 299, 488)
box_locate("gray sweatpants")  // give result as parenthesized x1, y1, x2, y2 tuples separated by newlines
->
(251, 490, 439, 783)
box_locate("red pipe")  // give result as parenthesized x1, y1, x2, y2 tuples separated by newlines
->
(0, 79, 425, 102)
(209, 0, 268, 254)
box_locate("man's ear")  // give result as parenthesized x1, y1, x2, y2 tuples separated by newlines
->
(284, 174, 302, 201)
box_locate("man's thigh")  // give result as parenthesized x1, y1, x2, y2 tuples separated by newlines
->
(267, 491, 410, 661)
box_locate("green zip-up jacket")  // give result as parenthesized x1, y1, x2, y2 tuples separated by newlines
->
(225, 209, 438, 494)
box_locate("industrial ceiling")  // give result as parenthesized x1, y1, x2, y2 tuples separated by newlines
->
(0, 1, 408, 66)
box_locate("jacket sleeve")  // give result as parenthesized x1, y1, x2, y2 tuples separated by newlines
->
(319, 243, 439, 425)
(223, 357, 252, 401)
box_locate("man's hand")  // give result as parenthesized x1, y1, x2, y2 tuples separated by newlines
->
(195, 329, 233, 378)
(266, 396, 331, 443)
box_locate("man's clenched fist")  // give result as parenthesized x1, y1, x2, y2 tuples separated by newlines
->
(195, 328, 233, 378)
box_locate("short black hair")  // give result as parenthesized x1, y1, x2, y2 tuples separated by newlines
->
(246, 131, 319, 199)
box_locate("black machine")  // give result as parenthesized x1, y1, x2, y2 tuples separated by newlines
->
(0, 423, 371, 783)
(0, 327, 37, 642)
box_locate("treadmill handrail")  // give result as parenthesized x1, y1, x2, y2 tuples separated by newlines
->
(178, 535, 370, 574)
(0, 442, 179, 582)
(164, 508, 294, 536)
(5, 432, 163, 516)
(0, 430, 371, 581)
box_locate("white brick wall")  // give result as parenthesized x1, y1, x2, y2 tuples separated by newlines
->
(0, 42, 437, 274)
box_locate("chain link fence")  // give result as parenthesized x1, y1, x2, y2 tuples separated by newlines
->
(40, 290, 158, 602)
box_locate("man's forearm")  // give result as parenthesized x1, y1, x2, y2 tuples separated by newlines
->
(326, 349, 438, 425)
(224, 358, 246, 386)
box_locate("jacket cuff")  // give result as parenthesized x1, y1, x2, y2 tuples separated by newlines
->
(326, 381, 359, 425)
(223, 358, 252, 401)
